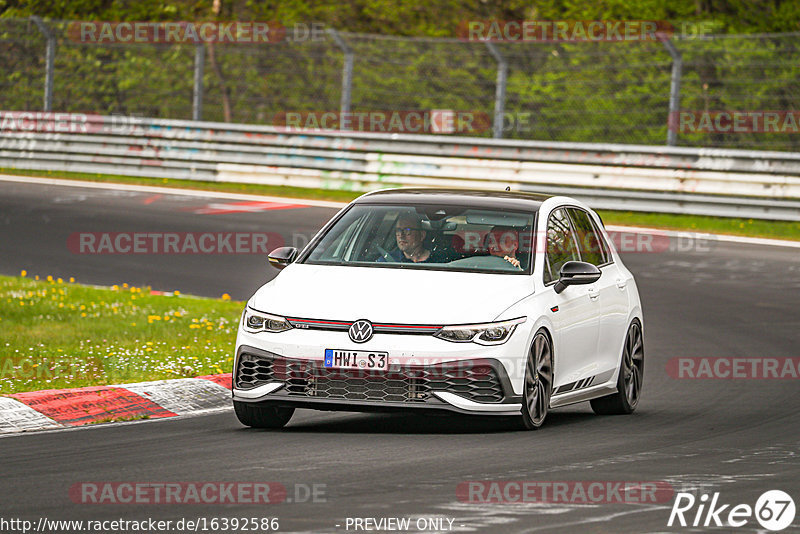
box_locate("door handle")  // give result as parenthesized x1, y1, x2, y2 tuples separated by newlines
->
(616, 278, 627, 290)
(587, 287, 599, 301)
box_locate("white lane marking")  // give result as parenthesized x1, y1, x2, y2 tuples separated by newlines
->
(0, 397, 63, 433)
(193, 200, 307, 214)
(117, 378, 231, 415)
(605, 224, 800, 249)
(517, 504, 665, 533)
(0, 173, 345, 208)
(1, 173, 797, 248)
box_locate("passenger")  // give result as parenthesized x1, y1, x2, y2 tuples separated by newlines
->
(485, 226, 522, 269)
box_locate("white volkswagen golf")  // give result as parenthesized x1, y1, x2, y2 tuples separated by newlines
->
(233, 189, 644, 429)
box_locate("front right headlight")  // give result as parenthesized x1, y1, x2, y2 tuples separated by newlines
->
(242, 307, 292, 333)
(434, 317, 526, 345)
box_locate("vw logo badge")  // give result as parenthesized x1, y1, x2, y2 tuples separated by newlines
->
(349, 319, 373, 343)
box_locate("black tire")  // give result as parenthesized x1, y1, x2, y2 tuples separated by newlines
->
(233, 401, 294, 429)
(591, 320, 644, 415)
(520, 330, 553, 430)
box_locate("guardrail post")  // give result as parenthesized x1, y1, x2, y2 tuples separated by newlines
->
(30, 16, 55, 112)
(485, 42, 508, 139)
(192, 43, 205, 121)
(327, 29, 354, 123)
(661, 36, 683, 146)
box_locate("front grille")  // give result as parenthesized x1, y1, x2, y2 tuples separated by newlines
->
(235, 353, 504, 404)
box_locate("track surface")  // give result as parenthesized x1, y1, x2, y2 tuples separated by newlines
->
(1, 180, 799, 533)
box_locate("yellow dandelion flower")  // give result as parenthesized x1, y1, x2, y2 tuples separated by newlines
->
(69, 277, 75, 283)
(20, 270, 27, 277)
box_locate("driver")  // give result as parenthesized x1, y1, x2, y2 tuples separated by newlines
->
(388, 215, 434, 263)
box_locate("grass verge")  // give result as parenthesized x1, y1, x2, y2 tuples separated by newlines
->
(2, 167, 799, 241)
(0, 273, 241, 394)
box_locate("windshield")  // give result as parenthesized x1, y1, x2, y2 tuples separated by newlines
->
(302, 204, 535, 274)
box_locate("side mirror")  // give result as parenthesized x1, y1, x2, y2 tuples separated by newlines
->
(554, 261, 601, 294)
(268, 247, 298, 270)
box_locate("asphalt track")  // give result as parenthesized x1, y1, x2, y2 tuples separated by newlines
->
(1, 179, 799, 533)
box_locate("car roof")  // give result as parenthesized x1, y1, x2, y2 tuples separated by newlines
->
(353, 188, 552, 212)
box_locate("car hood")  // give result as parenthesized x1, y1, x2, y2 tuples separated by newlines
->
(249, 263, 533, 324)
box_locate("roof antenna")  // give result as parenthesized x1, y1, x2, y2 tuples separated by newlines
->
(505, 186, 511, 191)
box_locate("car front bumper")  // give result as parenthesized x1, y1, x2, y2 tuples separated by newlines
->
(231, 344, 523, 416)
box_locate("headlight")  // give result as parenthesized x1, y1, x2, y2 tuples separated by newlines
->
(434, 317, 526, 345)
(242, 307, 292, 333)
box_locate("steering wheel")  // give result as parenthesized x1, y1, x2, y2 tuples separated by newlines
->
(482, 254, 523, 270)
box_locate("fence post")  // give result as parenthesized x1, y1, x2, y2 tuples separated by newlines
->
(192, 43, 205, 121)
(30, 16, 55, 112)
(485, 42, 508, 139)
(661, 37, 683, 146)
(327, 29, 354, 122)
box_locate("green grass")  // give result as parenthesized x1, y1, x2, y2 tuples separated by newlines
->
(0, 274, 242, 394)
(3, 167, 800, 241)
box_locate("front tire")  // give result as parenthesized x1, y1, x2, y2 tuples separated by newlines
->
(520, 330, 553, 430)
(591, 320, 644, 415)
(234, 401, 294, 429)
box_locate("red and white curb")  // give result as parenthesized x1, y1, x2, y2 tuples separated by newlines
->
(0, 374, 232, 434)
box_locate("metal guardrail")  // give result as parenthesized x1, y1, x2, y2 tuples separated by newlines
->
(1, 114, 799, 220)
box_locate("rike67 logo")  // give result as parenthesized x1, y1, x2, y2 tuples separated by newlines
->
(668, 490, 796, 531)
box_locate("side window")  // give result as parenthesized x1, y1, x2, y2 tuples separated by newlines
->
(544, 208, 580, 284)
(594, 216, 612, 264)
(567, 208, 606, 266)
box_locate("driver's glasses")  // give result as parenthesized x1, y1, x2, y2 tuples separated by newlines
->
(395, 227, 420, 236)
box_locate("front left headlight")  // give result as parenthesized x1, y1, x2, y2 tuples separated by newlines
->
(434, 317, 526, 345)
(242, 307, 292, 333)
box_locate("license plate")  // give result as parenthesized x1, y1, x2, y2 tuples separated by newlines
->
(324, 349, 388, 370)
